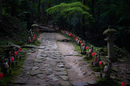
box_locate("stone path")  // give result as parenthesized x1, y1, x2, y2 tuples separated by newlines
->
(13, 31, 98, 86)
(14, 33, 71, 86)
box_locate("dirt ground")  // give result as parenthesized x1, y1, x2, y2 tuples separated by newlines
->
(54, 32, 130, 85)
(54, 33, 98, 82)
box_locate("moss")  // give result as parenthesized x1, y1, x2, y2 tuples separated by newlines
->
(31, 24, 38, 27)
(0, 53, 26, 86)
(34, 40, 41, 46)
(103, 29, 117, 35)
(96, 78, 120, 86)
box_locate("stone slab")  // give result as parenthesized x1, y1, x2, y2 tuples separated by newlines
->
(55, 71, 67, 76)
(54, 68, 65, 72)
(70, 82, 89, 86)
(59, 76, 69, 81)
(87, 80, 97, 85)
(59, 81, 71, 86)
(37, 74, 46, 79)
(32, 66, 39, 70)
(14, 78, 28, 84)
(30, 70, 42, 76)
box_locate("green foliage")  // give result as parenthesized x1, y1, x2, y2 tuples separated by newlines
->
(96, 78, 120, 86)
(46, 2, 92, 19)
(34, 40, 41, 46)
(41, 0, 46, 3)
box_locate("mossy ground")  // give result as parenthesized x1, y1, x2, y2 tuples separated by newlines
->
(0, 51, 26, 86)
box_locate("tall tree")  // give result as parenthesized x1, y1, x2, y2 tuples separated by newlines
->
(46, 2, 93, 32)
(41, 2, 44, 24)
(91, 0, 95, 18)
(0, 0, 2, 22)
(45, 0, 50, 25)
(81, 0, 85, 40)
(30, 0, 34, 24)
(38, 0, 41, 24)
(41, 0, 46, 24)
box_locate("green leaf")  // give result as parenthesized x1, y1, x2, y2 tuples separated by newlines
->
(41, 0, 46, 3)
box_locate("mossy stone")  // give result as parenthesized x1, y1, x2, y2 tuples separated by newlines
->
(31, 24, 38, 27)
(103, 29, 117, 35)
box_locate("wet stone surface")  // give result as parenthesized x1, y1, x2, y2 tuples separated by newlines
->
(13, 32, 98, 86)
(13, 33, 70, 86)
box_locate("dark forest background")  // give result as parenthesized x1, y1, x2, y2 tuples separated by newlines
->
(0, 0, 130, 52)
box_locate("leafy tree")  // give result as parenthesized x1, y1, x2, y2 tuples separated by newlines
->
(46, 2, 93, 33)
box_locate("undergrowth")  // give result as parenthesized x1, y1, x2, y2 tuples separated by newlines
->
(0, 50, 27, 86)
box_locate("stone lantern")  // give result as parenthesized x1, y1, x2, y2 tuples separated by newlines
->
(31, 23, 39, 41)
(103, 25, 117, 62)
(31, 23, 39, 33)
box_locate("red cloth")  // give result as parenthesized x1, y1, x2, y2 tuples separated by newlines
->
(19, 48, 21, 52)
(94, 56, 98, 63)
(11, 57, 14, 62)
(99, 61, 102, 66)
(121, 82, 125, 86)
(14, 51, 18, 56)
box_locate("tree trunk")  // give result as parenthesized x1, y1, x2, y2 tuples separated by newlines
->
(45, 0, 50, 25)
(0, 0, 2, 22)
(38, 0, 41, 24)
(97, 3, 100, 23)
(42, 3, 44, 24)
(81, 0, 85, 40)
(30, 0, 34, 24)
(91, 0, 94, 18)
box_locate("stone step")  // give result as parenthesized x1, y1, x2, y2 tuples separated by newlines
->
(70, 82, 89, 86)
(70, 81, 97, 86)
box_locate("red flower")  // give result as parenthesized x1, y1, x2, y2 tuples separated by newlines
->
(0, 72, 4, 79)
(121, 82, 125, 86)
(72, 35, 75, 38)
(11, 57, 14, 62)
(18, 48, 21, 52)
(14, 51, 18, 56)
(80, 40, 82, 43)
(33, 35, 35, 40)
(99, 61, 102, 66)
(92, 52, 95, 56)
(86, 46, 89, 49)
(81, 43, 83, 46)
(30, 39, 32, 42)
(55, 27, 59, 30)
(69, 33, 71, 36)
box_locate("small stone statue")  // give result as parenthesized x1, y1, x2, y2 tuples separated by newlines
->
(104, 64, 109, 72)
(77, 39, 80, 46)
(88, 48, 92, 59)
(81, 41, 86, 54)
(3, 59, 9, 74)
(29, 37, 32, 43)
(104, 59, 112, 78)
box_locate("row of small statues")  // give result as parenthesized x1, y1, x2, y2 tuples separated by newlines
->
(75, 37, 111, 78)
(1, 46, 21, 75)
(61, 30, 112, 78)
